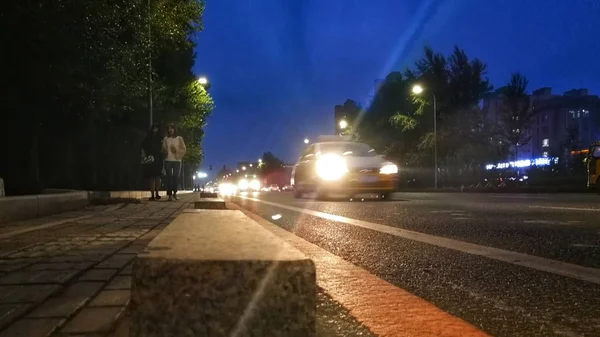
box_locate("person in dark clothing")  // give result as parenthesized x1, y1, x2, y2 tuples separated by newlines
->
(142, 124, 164, 200)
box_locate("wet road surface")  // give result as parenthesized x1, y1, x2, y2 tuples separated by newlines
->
(230, 192, 600, 337)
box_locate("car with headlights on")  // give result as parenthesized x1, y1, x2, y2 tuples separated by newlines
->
(291, 136, 398, 199)
(237, 174, 261, 192)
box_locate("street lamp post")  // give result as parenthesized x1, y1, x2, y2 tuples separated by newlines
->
(412, 85, 437, 189)
(148, 0, 153, 128)
(304, 138, 309, 144)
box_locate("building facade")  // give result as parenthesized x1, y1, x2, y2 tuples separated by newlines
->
(482, 87, 600, 162)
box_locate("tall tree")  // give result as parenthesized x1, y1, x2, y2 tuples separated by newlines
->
(335, 99, 361, 135)
(392, 46, 493, 167)
(496, 73, 536, 159)
(0, 0, 213, 194)
(258, 152, 285, 176)
(356, 46, 494, 186)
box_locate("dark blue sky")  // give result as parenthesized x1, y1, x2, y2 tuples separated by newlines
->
(193, 0, 600, 174)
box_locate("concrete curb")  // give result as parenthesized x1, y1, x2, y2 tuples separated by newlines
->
(0, 191, 89, 223)
(0, 190, 195, 223)
(131, 210, 316, 336)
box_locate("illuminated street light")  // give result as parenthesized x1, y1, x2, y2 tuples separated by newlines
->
(258, 158, 262, 163)
(249, 164, 253, 167)
(304, 138, 309, 144)
(412, 84, 423, 94)
(197, 172, 208, 178)
(412, 84, 437, 189)
(339, 119, 348, 130)
(198, 76, 208, 85)
(242, 166, 247, 171)
(236, 169, 239, 173)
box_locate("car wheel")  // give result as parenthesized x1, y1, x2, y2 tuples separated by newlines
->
(315, 190, 329, 200)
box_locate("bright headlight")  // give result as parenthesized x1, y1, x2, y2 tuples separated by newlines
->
(219, 183, 237, 195)
(249, 179, 260, 191)
(380, 163, 398, 174)
(316, 154, 348, 181)
(238, 179, 249, 190)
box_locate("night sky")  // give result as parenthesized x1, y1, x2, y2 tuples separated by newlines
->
(193, 0, 600, 176)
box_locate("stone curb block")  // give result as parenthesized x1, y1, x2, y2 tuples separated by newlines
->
(131, 210, 316, 337)
(0, 191, 89, 223)
(193, 198, 226, 210)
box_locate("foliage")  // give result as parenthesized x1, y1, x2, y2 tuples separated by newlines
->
(178, 82, 215, 166)
(356, 46, 495, 186)
(335, 99, 361, 135)
(0, 0, 213, 194)
(496, 73, 536, 158)
(258, 152, 285, 176)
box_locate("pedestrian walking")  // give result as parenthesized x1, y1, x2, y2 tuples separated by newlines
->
(162, 124, 187, 201)
(141, 124, 164, 201)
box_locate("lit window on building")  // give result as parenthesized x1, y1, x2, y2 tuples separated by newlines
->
(583, 109, 589, 117)
(542, 138, 549, 147)
(543, 151, 549, 157)
(569, 110, 575, 118)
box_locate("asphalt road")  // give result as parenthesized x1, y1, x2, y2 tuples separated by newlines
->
(229, 191, 600, 337)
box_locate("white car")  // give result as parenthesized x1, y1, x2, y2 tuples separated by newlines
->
(291, 136, 398, 199)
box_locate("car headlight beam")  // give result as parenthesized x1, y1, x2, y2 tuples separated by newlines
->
(380, 163, 398, 175)
(238, 179, 249, 190)
(249, 179, 260, 191)
(316, 154, 348, 181)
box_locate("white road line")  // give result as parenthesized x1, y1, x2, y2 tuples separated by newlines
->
(529, 206, 600, 212)
(490, 195, 554, 200)
(240, 196, 600, 285)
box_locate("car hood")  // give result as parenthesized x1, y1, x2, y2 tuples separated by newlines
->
(343, 156, 387, 170)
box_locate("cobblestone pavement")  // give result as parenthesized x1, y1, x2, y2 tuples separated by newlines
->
(0, 194, 195, 337)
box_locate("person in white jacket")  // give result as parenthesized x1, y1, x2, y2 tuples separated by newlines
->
(162, 124, 187, 201)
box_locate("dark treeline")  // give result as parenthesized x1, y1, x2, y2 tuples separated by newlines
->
(340, 46, 599, 187)
(0, 0, 213, 195)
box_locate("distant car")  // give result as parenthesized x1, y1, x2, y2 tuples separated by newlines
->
(291, 136, 398, 199)
(237, 174, 261, 192)
(281, 185, 294, 191)
(269, 184, 280, 191)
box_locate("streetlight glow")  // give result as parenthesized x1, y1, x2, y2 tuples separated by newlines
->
(236, 169, 239, 173)
(242, 166, 247, 171)
(249, 164, 253, 167)
(412, 85, 424, 94)
(411, 84, 438, 189)
(198, 76, 208, 85)
(304, 138, 309, 144)
(339, 120, 348, 129)
(258, 158, 262, 163)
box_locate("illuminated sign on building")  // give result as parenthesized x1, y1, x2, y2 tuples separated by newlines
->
(485, 157, 558, 170)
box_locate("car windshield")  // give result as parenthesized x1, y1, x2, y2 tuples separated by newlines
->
(319, 143, 376, 157)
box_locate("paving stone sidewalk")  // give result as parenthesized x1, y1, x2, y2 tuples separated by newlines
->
(0, 194, 196, 337)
